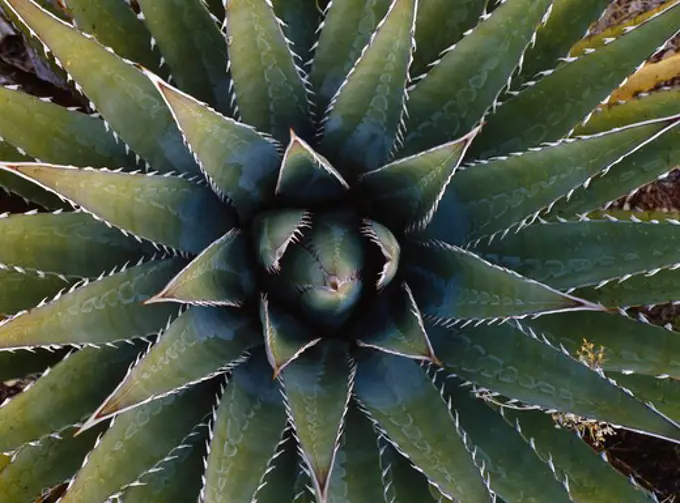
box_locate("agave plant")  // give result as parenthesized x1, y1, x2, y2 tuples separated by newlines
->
(1, 0, 680, 501)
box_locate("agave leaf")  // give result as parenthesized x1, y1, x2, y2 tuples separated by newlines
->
(137, 0, 231, 114)
(361, 219, 400, 290)
(281, 341, 353, 502)
(0, 163, 234, 254)
(478, 220, 680, 290)
(271, 0, 321, 65)
(0, 268, 71, 316)
(260, 296, 321, 377)
(515, 0, 611, 86)
(60, 0, 162, 73)
(88, 306, 259, 425)
(608, 53, 680, 104)
(517, 311, 680, 378)
(359, 127, 478, 232)
(0, 85, 135, 169)
(250, 433, 298, 503)
(309, 0, 391, 119)
(1, 0, 198, 174)
(326, 402, 385, 503)
(410, 0, 487, 78)
(401, 0, 552, 156)
(60, 382, 215, 503)
(0, 345, 140, 453)
(575, 266, 680, 308)
(471, 0, 680, 158)
(0, 348, 67, 381)
(252, 209, 311, 272)
(379, 440, 439, 503)
(428, 323, 680, 443)
(224, 0, 311, 141)
(354, 351, 492, 502)
(0, 212, 155, 278)
(0, 259, 182, 349)
(147, 73, 281, 219)
(320, 0, 416, 174)
(403, 240, 588, 322)
(0, 158, 64, 209)
(610, 373, 680, 423)
(503, 408, 656, 503)
(276, 129, 349, 204)
(294, 469, 317, 503)
(551, 89, 680, 217)
(355, 283, 438, 363)
(0, 425, 103, 503)
(147, 230, 255, 306)
(436, 373, 573, 502)
(423, 116, 680, 245)
(120, 424, 207, 503)
(203, 354, 287, 503)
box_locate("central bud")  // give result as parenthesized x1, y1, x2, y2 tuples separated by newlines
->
(252, 209, 400, 331)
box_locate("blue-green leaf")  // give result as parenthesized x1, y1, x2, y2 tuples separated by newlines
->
(320, 0, 416, 174)
(0, 163, 234, 253)
(252, 209, 311, 272)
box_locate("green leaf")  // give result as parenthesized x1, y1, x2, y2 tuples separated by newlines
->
(0, 211, 155, 278)
(379, 440, 439, 503)
(403, 240, 587, 321)
(359, 128, 478, 232)
(60, 382, 215, 503)
(147, 230, 255, 306)
(410, 0, 487, 78)
(0, 345, 139, 453)
(515, 0, 611, 86)
(0, 259, 183, 349)
(252, 209, 311, 272)
(0, 348, 67, 381)
(276, 129, 349, 204)
(550, 89, 680, 217)
(0, 268, 71, 316)
(250, 432, 298, 503)
(137, 0, 231, 114)
(436, 373, 572, 502)
(0, 85, 134, 169)
(401, 0, 552, 156)
(319, 0, 416, 174)
(423, 116, 680, 245)
(1, 0, 198, 174)
(361, 219, 401, 290)
(575, 266, 680, 308)
(60, 0, 162, 72)
(517, 311, 680, 378)
(260, 296, 321, 377)
(355, 282, 438, 363)
(281, 341, 353, 502)
(224, 0, 311, 141)
(327, 403, 385, 503)
(0, 164, 234, 254)
(120, 424, 207, 503)
(0, 425, 102, 503)
(148, 74, 281, 219)
(203, 354, 287, 503)
(271, 0, 322, 65)
(88, 306, 259, 424)
(309, 0, 391, 119)
(478, 220, 680, 290)
(428, 322, 680, 443)
(471, 0, 680, 158)
(0, 154, 65, 209)
(354, 351, 492, 502)
(610, 373, 680, 423)
(501, 408, 657, 503)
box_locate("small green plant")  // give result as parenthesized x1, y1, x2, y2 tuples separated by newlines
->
(0, 0, 680, 502)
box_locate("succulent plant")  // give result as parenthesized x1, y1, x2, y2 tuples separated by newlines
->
(1, 0, 680, 501)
